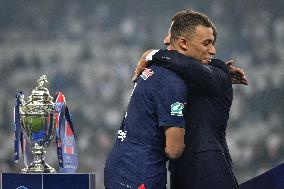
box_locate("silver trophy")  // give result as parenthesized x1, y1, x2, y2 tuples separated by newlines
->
(19, 75, 56, 173)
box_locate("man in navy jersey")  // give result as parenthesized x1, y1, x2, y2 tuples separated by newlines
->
(135, 10, 240, 189)
(104, 51, 188, 188)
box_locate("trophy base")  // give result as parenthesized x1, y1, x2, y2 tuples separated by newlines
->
(21, 162, 56, 173)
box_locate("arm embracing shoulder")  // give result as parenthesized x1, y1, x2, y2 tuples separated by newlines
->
(153, 50, 230, 95)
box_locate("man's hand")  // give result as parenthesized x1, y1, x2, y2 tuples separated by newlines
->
(226, 60, 248, 85)
(132, 50, 152, 81)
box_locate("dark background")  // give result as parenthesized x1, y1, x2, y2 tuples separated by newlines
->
(0, 0, 284, 188)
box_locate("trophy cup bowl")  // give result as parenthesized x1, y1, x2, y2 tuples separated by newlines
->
(19, 75, 56, 173)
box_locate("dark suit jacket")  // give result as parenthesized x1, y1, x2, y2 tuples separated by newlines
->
(152, 50, 238, 189)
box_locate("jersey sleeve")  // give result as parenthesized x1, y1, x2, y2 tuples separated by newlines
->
(154, 70, 187, 128)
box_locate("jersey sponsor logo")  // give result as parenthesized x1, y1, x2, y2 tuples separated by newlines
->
(170, 102, 185, 116)
(117, 129, 127, 141)
(140, 68, 154, 80)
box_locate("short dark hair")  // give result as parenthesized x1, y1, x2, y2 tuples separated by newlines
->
(170, 9, 217, 43)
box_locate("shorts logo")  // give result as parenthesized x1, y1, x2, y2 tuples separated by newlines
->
(171, 102, 184, 116)
(140, 68, 154, 80)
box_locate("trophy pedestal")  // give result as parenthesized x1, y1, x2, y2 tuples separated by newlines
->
(22, 162, 56, 173)
(21, 144, 56, 173)
(1, 173, 96, 189)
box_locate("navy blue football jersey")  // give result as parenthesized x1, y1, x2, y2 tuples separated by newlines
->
(152, 50, 236, 189)
(104, 65, 187, 189)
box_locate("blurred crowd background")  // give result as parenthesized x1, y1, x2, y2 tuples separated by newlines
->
(0, 0, 284, 188)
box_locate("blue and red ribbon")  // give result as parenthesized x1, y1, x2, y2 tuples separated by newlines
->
(14, 92, 22, 163)
(54, 92, 78, 173)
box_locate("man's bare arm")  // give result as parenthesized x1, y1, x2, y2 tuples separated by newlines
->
(165, 127, 185, 159)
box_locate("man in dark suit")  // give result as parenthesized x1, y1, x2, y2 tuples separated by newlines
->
(134, 9, 284, 189)
(137, 10, 239, 189)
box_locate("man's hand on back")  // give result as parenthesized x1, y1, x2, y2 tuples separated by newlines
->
(226, 60, 248, 85)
